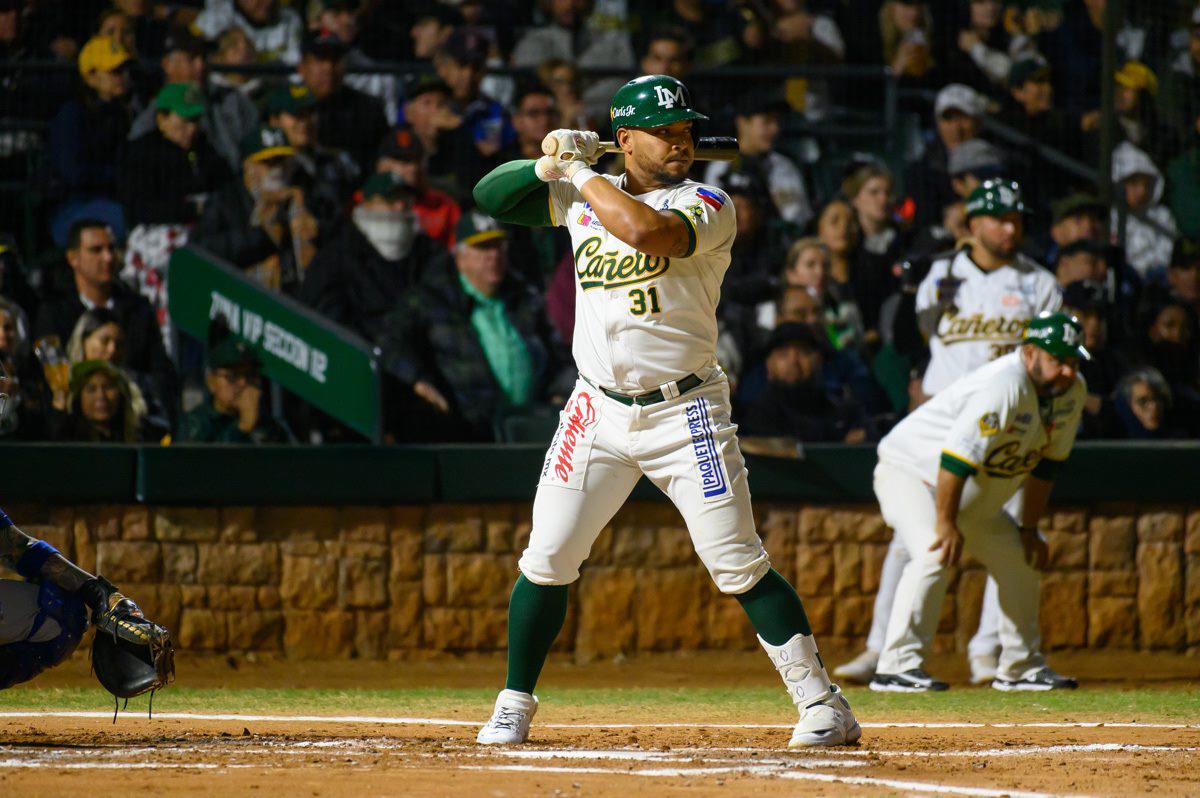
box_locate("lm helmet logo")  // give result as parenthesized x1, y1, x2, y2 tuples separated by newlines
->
(654, 84, 684, 109)
(1061, 324, 1081, 346)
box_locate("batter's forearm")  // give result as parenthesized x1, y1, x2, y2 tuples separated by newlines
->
(578, 177, 688, 257)
(934, 468, 967, 525)
(1020, 475, 1054, 529)
(0, 512, 95, 592)
(473, 160, 553, 226)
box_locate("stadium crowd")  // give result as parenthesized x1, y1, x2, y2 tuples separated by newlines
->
(0, 0, 1197, 444)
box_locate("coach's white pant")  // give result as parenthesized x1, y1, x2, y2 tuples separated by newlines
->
(519, 374, 770, 594)
(872, 461, 1044, 680)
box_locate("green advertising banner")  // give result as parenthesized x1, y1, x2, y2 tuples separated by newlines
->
(167, 246, 382, 441)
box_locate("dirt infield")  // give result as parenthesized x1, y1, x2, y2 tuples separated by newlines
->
(3, 652, 1199, 797)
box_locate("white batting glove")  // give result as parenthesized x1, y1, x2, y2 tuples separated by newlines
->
(541, 129, 601, 166)
(534, 155, 566, 182)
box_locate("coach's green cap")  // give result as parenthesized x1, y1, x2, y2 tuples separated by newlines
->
(1024, 311, 1091, 361)
(609, 74, 707, 137)
(965, 178, 1027, 220)
(155, 82, 206, 119)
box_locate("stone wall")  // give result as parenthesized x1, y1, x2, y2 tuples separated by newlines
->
(3, 501, 1197, 658)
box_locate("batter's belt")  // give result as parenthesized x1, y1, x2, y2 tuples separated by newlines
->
(580, 372, 703, 407)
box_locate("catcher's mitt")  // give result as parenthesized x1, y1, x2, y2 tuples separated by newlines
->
(86, 577, 175, 719)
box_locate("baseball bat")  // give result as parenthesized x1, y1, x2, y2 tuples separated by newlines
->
(598, 136, 739, 161)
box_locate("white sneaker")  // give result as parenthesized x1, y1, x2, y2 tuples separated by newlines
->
(477, 689, 538, 745)
(969, 654, 999, 685)
(790, 685, 862, 748)
(832, 649, 878, 685)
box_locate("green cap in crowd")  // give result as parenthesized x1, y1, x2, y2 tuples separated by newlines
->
(155, 82, 206, 119)
(1024, 311, 1091, 361)
(265, 84, 318, 116)
(965, 178, 1027, 220)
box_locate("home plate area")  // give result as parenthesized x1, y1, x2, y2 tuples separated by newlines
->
(0, 714, 1197, 797)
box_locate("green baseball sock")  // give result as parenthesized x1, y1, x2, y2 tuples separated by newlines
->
(503, 574, 569, 694)
(735, 568, 813, 646)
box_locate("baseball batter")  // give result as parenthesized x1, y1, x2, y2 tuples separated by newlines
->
(471, 75, 859, 748)
(836, 180, 1063, 686)
(869, 312, 1085, 692)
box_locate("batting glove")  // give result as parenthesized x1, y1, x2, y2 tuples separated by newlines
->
(541, 129, 601, 165)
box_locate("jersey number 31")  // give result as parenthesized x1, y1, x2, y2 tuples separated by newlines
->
(629, 286, 662, 316)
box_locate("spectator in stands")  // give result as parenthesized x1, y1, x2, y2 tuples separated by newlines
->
(943, 0, 1021, 94)
(1111, 367, 1188, 439)
(378, 213, 567, 442)
(0, 239, 37, 332)
(904, 83, 986, 232)
(34, 220, 173, 385)
(192, 127, 320, 293)
(376, 127, 461, 250)
(298, 30, 389, 175)
(511, 0, 635, 75)
(947, 137, 1004, 198)
(705, 91, 813, 230)
(738, 322, 868, 443)
(1111, 141, 1177, 284)
(177, 335, 288, 443)
(311, 0, 398, 123)
(208, 25, 263, 103)
(194, 0, 304, 65)
(996, 55, 1090, 163)
(639, 0, 745, 71)
(47, 35, 136, 245)
(1113, 61, 1160, 157)
(110, 0, 170, 58)
(639, 25, 694, 79)
(880, 0, 935, 82)
(1167, 106, 1200, 240)
(396, 77, 478, 200)
(1129, 299, 1200, 406)
(118, 83, 228, 226)
(265, 83, 358, 230)
(127, 27, 259, 173)
(409, 4, 461, 63)
(1162, 8, 1200, 151)
(0, 297, 38, 440)
(96, 9, 137, 59)
(63, 306, 170, 432)
(48, 359, 157, 443)
(718, 171, 791, 352)
(738, 1, 846, 69)
(535, 58, 589, 130)
(1045, 192, 1107, 265)
(434, 30, 515, 163)
(843, 161, 903, 333)
(815, 198, 868, 349)
(1039, 0, 1146, 113)
(1060, 280, 1129, 438)
(500, 84, 558, 163)
(1054, 238, 1108, 288)
(1160, 239, 1200, 318)
(301, 173, 448, 343)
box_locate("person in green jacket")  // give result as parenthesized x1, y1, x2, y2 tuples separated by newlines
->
(177, 336, 287, 444)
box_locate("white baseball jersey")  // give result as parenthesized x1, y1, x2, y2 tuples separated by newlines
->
(917, 250, 1061, 395)
(878, 351, 1084, 522)
(547, 175, 735, 394)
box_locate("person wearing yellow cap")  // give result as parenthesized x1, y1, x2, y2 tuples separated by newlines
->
(46, 35, 137, 247)
(1114, 60, 1159, 154)
(118, 83, 229, 227)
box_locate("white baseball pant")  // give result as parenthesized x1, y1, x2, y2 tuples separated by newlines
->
(0, 580, 62, 645)
(518, 374, 771, 594)
(871, 461, 1045, 680)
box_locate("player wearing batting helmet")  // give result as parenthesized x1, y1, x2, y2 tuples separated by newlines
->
(471, 75, 860, 750)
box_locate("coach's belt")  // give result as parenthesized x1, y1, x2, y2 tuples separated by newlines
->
(584, 373, 704, 407)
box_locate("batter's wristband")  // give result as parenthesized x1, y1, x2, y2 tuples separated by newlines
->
(570, 166, 600, 192)
(16, 539, 58, 580)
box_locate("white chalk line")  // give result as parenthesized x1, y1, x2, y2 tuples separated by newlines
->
(458, 763, 1085, 798)
(2, 711, 1198, 730)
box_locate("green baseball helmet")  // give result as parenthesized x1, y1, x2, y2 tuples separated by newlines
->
(609, 74, 708, 137)
(1024, 311, 1091, 361)
(965, 178, 1027, 220)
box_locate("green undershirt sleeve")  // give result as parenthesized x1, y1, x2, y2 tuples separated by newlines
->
(939, 451, 978, 478)
(472, 160, 554, 227)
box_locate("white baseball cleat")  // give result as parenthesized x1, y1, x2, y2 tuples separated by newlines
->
(789, 685, 862, 748)
(477, 689, 538, 745)
(832, 649, 879, 685)
(969, 653, 999, 685)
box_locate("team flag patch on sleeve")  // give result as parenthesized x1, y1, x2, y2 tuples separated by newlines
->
(695, 187, 725, 210)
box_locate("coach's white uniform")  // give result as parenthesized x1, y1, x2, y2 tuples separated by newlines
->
(865, 248, 1062, 660)
(874, 352, 1084, 678)
(517, 175, 771, 594)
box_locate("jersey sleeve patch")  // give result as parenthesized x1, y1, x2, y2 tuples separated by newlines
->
(940, 449, 979, 477)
